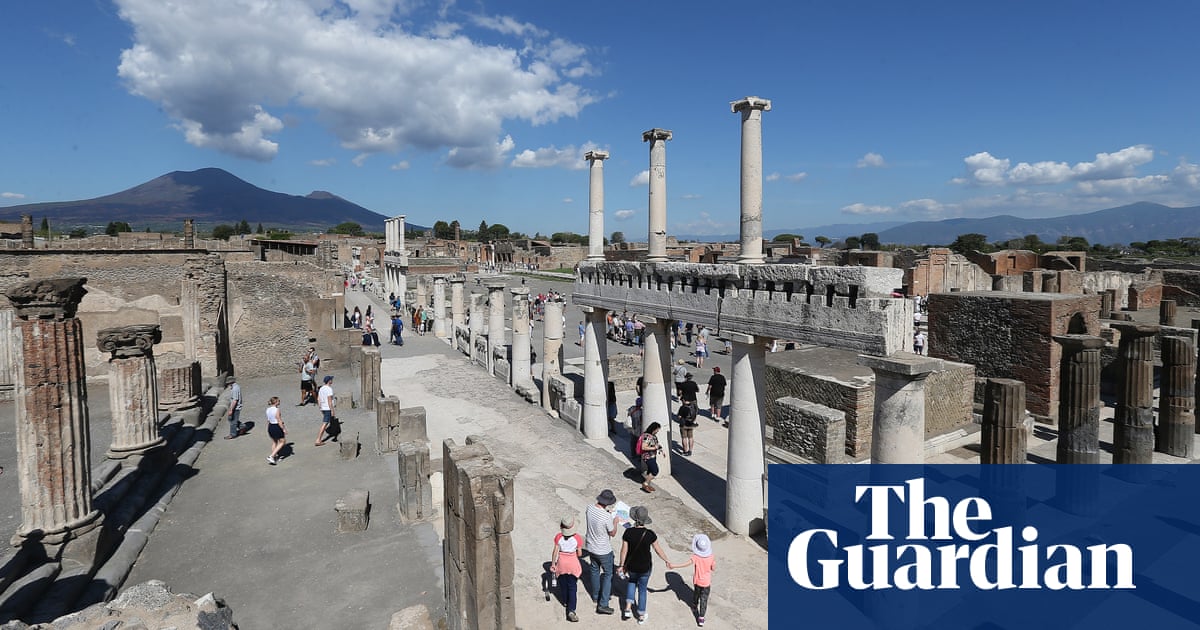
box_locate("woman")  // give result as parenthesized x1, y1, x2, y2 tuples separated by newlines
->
(638, 422, 662, 493)
(550, 515, 584, 622)
(351, 306, 362, 329)
(617, 506, 674, 624)
(694, 336, 707, 369)
(265, 397, 287, 465)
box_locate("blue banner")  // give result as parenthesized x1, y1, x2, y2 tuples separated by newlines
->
(768, 465, 1200, 629)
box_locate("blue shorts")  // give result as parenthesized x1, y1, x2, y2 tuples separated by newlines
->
(322, 409, 332, 424)
(696, 349, 708, 357)
(643, 457, 660, 476)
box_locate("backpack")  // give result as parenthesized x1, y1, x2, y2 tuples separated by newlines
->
(635, 433, 645, 455)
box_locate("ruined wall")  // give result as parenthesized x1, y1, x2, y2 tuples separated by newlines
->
(1159, 269, 1200, 307)
(924, 360, 976, 436)
(905, 248, 992, 296)
(765, 350, 874, 458)
(1081, 270, 1142, 309)
(226, 261, 337, 378)
(1128, 283, 1163, 310)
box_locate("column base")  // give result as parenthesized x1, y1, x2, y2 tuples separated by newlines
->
(107, 437, 167, 460)
(13, 509, 102, 548)
(725, 475, 765, 537)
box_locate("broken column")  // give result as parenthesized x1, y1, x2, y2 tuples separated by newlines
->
(433, 275, 447, 338)
(585, 150, 610, 262)
(980, 378, 1027, 464)
(1053, 335, 1105, 464)
(726, 332, 769, 535)
(486, 282, 506, 376)
(9, 277, 102, 546)
(1099, 291, 1113, 318)
(642, 128, 672, 263)
(859, 354, 943, 465)
(541, 300, 564, 412)
(1156, 335, 1195, 457)
(98, 324, 166, 459)
(397, 441, 433, 522)
(581, 306, 609, 438)
(450, 274, 466, 329)
(1159, 299, 1177, 326)
(181, 254, 231, 377)
(732, 96, 771, 265)
(183, 218, 195, 248)
(21, 214, 34, 249)
(469, 293, 486, 367)
(509, 287, 532, 386)
(157, 360, 200, 413)
(416, 276, 428, 309)
(1110, 322, 1159, 464)
(360, 347, 381, 411)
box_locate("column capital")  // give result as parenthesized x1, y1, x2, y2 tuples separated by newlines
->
(509, 287, 530, 298)
(1110, 322, 1160, 338)
(1053, 334, 1106, 350)
(9, 277, 88, 320)
(723, 331, 758, 344)
(432, 274, 447, 284)
(484, 281, 507, 292)
(642, 128, 673, 143)
(731, 95, 772, 113)
(98, 324, 162, 358)
(858, 353, 942, 378)
(449, 273, 466, 285)
(584, 149, 610, 162)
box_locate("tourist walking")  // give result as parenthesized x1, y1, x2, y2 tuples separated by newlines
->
(677, 401, 698, 456)
(551, 515, 585, 622)
(678, 372, 699, 409)
(390, 312, 405, 345)
(298, 353, 316, 406)
(265, 396, 287, 464)
(706, 367, 727, 422)
(668, 534, 717, 627)
(585, 490, 621, 616)
(627, 397, 644, 458)
(617, 506, 674, 625)
(223, 375, 244, 439)
(694, 336, 707, 369)
(638, 422, 663, 493)
(673, 359, 688, 399)
(914, 330, 927, 355)
(315, 375, 335, 446)
(578, 321, 585, 346)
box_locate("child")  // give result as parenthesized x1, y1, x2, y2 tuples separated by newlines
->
(550, 516, 584, 622)
(668, 534, 716, 627)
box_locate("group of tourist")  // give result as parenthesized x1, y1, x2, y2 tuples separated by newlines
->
(550, 490, 716, 626)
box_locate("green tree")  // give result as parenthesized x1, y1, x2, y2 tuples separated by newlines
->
(237, 219, 251, 235)
(477, 220, 490, 241)
(256, 223, 264, 234)
(432, 220, 453, 239)
(1057, 235, 1090, 251)
(551, 231, 585, 244)
(611, 231, 625, 244)
(949, 233, 990, 255)
(843, 236, 861, 250)
(211, 224, 235, 241)
(489, 223, 510, 240)
(105, 221, 132, 236)
(859, 232, 881, 249)
(68, 227, 88, 239)
(329, 222, 364, 236)
(38, 217, 49, 237)
(773, 233, 802, 242)
(815, 235, 831, 248)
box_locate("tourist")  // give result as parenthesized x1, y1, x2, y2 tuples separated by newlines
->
(362, 314, 381, 346)
(420, 306, 431, 334)
(694, 336, 707, 369)
(298, 352, 316, 405)
(914, 330, 927, 355)
(390, 312, 405, 345)
(351, 306, 362, 329)
(585, 490, 621, 616)
(624, 317, 635, 346)
(638, 422, 662, 493)
(412, 306, 422, 336)
(550, 515, 585, 622)
(706, 367, 727, 422)
(673, 359, 688, 399)
(224, 374, 244, 439)
(617, 506, 674, 625)
(315, 375, 335, 446)
(308, 346, 321, 382)
(578, 321, 585, 346)
(265, 396, 287, 465)
(677, 401, 698, 456)
(606, 381, 618, 435)
(679, 372, 699, 410)
(684, 322, 694, 344)
(668, 534, 717, 627)
(627, 397, 644, 457)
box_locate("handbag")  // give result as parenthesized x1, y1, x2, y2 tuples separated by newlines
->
(326, 415, 342, 437)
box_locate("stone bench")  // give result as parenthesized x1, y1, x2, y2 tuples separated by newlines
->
(335, 489, 370, 532)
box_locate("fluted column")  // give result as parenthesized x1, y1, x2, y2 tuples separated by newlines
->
(1054, 335, 1105, 463)
(510, 288, 532, 386)
(859, 354, 943, 464)
(432, 276, 447, 338)
(486, 282, 506, 376)
(732, 96, 771, 265)
(642, 129, 672, 262)
(980, 378, 1026, 464)
(1111, 322, 1158, 464)
(1160, 299, 1177, 326)
(416, 276, 428, 309)
(585, 150, 610, 261)
(581, 307, 609, 439)
(542, 300, 564, 411)
(1156, 335, 1195, 457)
(450, 274, 466, 328)
(99, 324, 166, 458)
(9, 277, 101, 546)
(727, 332, 768, 535)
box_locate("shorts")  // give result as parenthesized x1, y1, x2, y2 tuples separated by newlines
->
(321, 409, 332, 424)
(680, 425, 694, 438)
(642, 457, 660, 477)
(267, 423, 285, 440)
(301, 380, 314, 392)
(696, 349, 708, 358)
(709, 394, 725, 409)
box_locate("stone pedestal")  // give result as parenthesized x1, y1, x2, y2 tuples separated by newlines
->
(727, 333, 768, 535)
(509, 288, 531, 386)
(376, 396, 430, 453)
(469, 293, 486, 367)
(486, 283, 506, 376)
(1100, 290, 1114, 319)
(541, 300, 564, 411)
(980, 378, 1026, 464)
(433, 276, 447, 338)
(157, 360, 200, 413)
(397, 441, 433, 522)
(732, 96, 771, 265)
(99, 324, 166, 459)
(1110, 322, 1158, 464)
(1160, 299, 1177, 326)
(859, 353, 943, 464)
(1054, 335, 1105, 463)
(585, 150, 610, 261)
(9, 278, 102, 546)
(450, 274, 465, 328)
(360, 347, 381, 411)
(642, 128, 672, 263)
(335, 489, 370, 532)
(1156, 335, 1195, 457)
(581, 307, 609, 439)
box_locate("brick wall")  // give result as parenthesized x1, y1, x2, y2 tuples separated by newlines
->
(1128, 283, 1163, 310)
(765, 350, 874, 458)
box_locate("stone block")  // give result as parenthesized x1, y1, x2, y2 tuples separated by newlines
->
(377, 398, 428, 454)
(335, 489, 370, 532)
(339, 432, 359, 460)
(771, 397, 846, 463)
(360, 348, 382, 411)
(558, 397, 582, 429)
(397, 440, 433, 521)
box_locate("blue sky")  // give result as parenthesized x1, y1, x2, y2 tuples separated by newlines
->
(3, 1, 1200, 237)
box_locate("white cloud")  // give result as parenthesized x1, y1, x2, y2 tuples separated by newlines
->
(672, 211, 730, 236)
(446, 134, 514, 169)
(510, 142, 596, 169)
(310, 158, 335, 166)
(899, 198, 959, 218)
(562, 197, 573, 203)
(856, 152, 885, 168)
(0, 192, 26, 199)
(680, 194, 702, 200)
(614, 209, 636, 220)
(784, 172, 808, 182)
(629, 170, 649, 187)
(957, 145, 1157, 188)
(115, 0, 598, 167)
(390, 160, 410, 170)
(841, 203, 894, 215)
(960, 152, 1011, 185)
(352, 153, 370, 167)
(765, 172, 780, 182)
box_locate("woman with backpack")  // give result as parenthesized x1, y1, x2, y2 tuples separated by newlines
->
(638, 422, 662, 493)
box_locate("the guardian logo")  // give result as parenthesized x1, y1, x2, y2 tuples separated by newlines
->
(787, 478, 1135, 591)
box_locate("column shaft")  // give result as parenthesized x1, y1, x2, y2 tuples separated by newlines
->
(450, 276, 465, 328)
(510, 288, 531, 386)
(1156, 335, 1195, 457)
(732, 97, 771, 264)
(432, 277, 447, 337)
(1111, 323, 1158, 464)
(726, 334, 767, 535)
(582, 308, 609, 439)
(1054, 335, 1105, 464)
(643, 129, 672, 262)
(860, 354, 942, 464)
(980, 378, 1026, 464)
(486, 284, 506, 375)
(101, 325, 165, 458)
(542, 300, 564, 411)
(585, 150, 609, 261)
(1160, 299, 1177, 326)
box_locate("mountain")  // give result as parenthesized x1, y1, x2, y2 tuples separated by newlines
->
(876, 202, 1200, 246)
(0, 168, 388, 232)
(676, 220, 905, 243)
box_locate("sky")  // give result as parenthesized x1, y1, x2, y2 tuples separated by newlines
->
(3, 1, 1200, 238)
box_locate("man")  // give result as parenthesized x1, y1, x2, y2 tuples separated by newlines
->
(308, 346, 321, 382)
(390, 313, 405, 346)
(672, 359, 688, 399)
(914, 330, 927, 355)
(585, 489, 621, 615)
(299, 351, 316, 405)
(706, 366, 727, 422)
(224, 375, 244, 439)
(678, 372, 700, 410)
(315, 375, 335, 446)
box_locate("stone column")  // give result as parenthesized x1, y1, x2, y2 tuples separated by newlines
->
(9, 277, 101, 546)
(1159, 299, 1177, 326)
(486, 282, 506, 375)
(1099, 291, 1114, 319)
(509, 288, 532, 386)
(416, 276, 428, 309)
(732, 96, 771, 265)
(859, 354, 943, 464)
(432, 275, 447, 338)
(639, 318, 673, 473)
(469, 293, 485, 367)
(99, 324, 166, 459)
(1054, 335, 1105, 464)
(1110, 322, 1159, 464)
(980, 378, 1026, 464)
(21, 214, 33, 249)
(542, 300, 564, 411)
(642, 128, 672, 263)
(183, 219, 195, 249)
(361, 347, 381, 411)
(581, 307, 609, 439)
(585, 150, 610, 262)
(1156, 335, 1195, 457)
(726, 332, 768, 535)
(450, 274, 466, 328)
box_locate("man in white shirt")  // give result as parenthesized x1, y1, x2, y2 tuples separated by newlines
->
(316, 375, 335, 446)
(584, 489, 620, 615)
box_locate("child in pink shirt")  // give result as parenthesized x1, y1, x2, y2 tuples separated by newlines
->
(669, 533, 716, 627)
(551, 515, 584, 622)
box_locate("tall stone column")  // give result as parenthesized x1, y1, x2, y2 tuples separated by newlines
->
(9, 278, 101, 546)
(469, 293, 485, 366)
(21, 214, 33, 249)
(542, 300, 564, 411)
(1054, 335, 1105, 463)
(639, 319, 673, 477)
(486, 282, 506, 375)
(99, 324, 166, 459)
(416, 276, 428, 309)
(980, 378, 1026, 464)
(510, 288, 532, 386)
(859, 354, 943, 464)
(642, 128, 672, 263)
(726, 333, 768, 535)
(450, 274, 466, 328)
(585, 150, 610, 261)
(432, 275, 447, 338)
(183, 219, 195, 249)
(1099, 291, 1114, 319)
(1110, 322, 1158, 464)
(732, 96, 771, 265)
(182, 254, 231, 377)
(581, 307, 609, 439)
(1156, 335, 1195, 457)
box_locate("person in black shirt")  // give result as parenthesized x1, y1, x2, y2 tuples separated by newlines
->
(617, 506, 675, 624)
(678, 373, 699, 407)
(706, 367, 727, 423)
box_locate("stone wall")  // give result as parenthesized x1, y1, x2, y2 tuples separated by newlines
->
(905, 248, 992, 296)
(226, 261, 337, 377)
(924, 359, 976, 436)
(768, 398, 846, 463)
(1128, 282, 1163, 310)
(1081, 270, 1141, 309)
(765, 348, 874, 458)
(1160, 269, 1200, 307)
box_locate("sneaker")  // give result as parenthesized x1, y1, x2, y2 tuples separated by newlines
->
(622, 610, 632, 620)
(638, 612, 647, 625)
(596, 605, 614, 615)
(566, 611, 578, 622)
(266, 456, 276, 465)
(697, 616, 705, 627)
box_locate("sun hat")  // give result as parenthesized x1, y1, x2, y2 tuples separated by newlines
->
(596, 489, 617, 506)
(691, 533, 712, 558)
(560, 516, 576, 537)
(225, 375, 236, 384)
(630, 505, 652, 526)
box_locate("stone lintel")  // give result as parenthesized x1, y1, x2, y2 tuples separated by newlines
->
(1109, 322, 1160, 338)
(584, 149, 610, 161)
(484, 282, 507, 292)
(9, 277, 88, 320)
(731, 95, 772, 113)
(642, 128, 673, 142)
(98, 324, 163, 358)
(1053, 334, 1106, 350)
(858, 353, 942, 377)
(724, 331, 756, 344)
(636, 315, 661, 325)
(578, 306, 596, 314)
(509, 287, 530, 297)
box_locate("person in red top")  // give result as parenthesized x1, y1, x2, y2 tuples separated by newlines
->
(669, 533, 717, 627)
(551, 515, 585, 622)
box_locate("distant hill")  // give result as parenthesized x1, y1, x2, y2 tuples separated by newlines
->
(0, 168, 389, 233)
(677, 220, 905, 243)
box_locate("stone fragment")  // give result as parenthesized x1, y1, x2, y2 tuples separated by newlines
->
(335, 489, 370, 532)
